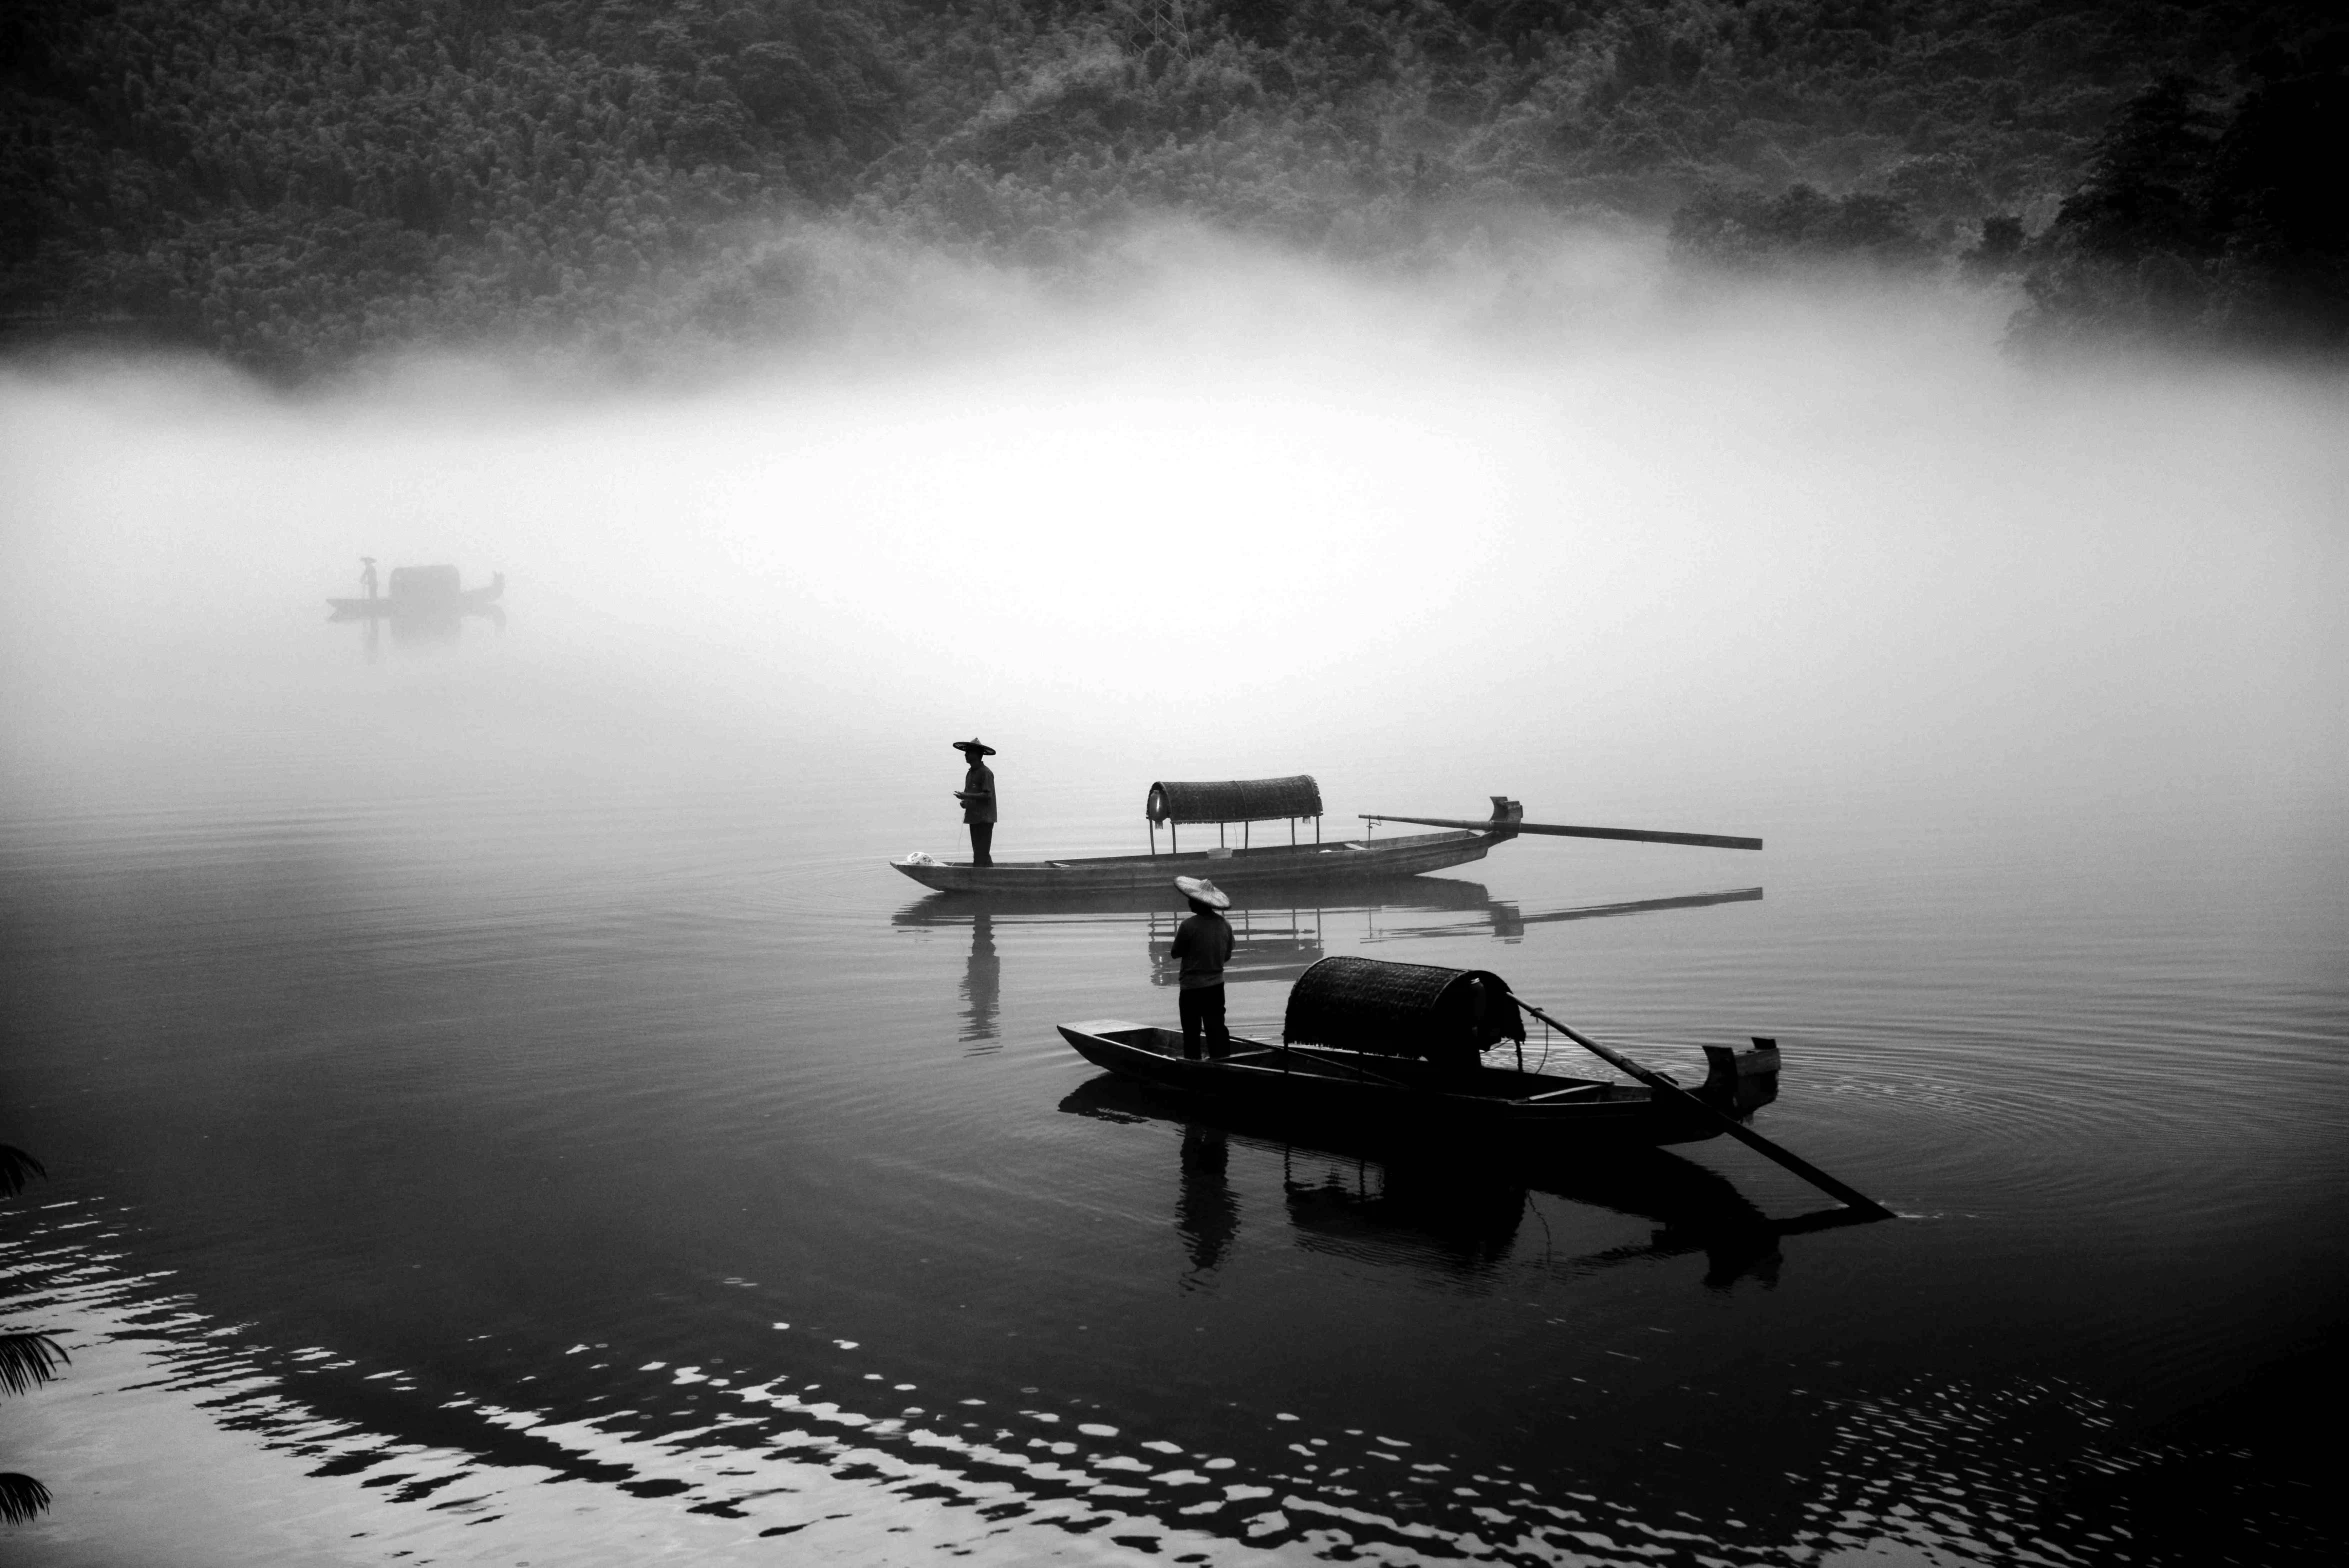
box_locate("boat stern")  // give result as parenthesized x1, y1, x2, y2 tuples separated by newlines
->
(1699, 1037, 1783, 1116)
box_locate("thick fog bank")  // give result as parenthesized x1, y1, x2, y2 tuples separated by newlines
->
(2, 249, 2341, 879)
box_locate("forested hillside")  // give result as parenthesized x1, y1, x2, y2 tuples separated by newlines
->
(2, 0, 2337, 374)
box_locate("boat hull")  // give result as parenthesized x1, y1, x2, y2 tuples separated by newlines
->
(1055, 1020, 1743, 1147)
(893, 829, 1498, 894)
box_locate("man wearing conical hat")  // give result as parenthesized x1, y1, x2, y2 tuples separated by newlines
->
(952, 739, 997, 866)
(1170, 876, 1234, 1060)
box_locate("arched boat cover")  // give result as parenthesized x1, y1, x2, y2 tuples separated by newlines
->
(1282, 956, 1525, 1061)
(389, 564, 461, 601)
(1147, 775, 1322, 826)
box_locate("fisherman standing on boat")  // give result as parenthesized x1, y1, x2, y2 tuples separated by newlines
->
(360, 556, 378, 600)
(1170, 876, 1235, 1060)
(953, 739, 997, 866)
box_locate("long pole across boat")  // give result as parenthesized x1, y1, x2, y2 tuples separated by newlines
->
(1364, 812, 1762, 851)
(1507, 993, 1893, 1219)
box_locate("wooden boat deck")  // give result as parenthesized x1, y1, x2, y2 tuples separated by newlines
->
(894, 828, 1496, 894)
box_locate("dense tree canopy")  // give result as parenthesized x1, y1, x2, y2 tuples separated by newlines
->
(2012, 34, 2348, 351)
(0, 0, 2337, 373)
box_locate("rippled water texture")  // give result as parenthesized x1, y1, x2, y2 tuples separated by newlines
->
(3, 275, 2344, 1565)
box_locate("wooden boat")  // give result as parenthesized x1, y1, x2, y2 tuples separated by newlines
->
(895, 826, 1503, 894)
(1056, 1022, 1782, 1146)
(893, 777, 1760, 895)
(1056, 956, 1781, 1149)
(328, 565, 504, 619)
(897, 774, 1477, 894)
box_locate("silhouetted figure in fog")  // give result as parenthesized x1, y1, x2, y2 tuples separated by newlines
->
(1171, 876, 1234, 1060)
(953, 739, 996, 865)
(360, 556, 378, 600)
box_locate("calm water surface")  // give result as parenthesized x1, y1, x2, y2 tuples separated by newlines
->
(2, 326, 2343, 1565)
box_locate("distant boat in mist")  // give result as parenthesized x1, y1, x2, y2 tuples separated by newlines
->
(327, 562, 504, 620)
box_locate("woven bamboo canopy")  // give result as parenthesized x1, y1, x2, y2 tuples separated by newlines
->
(1282, 956, 1525, 1062)
(1146, 775, 1322, 826)
(388, 564, 461, 601)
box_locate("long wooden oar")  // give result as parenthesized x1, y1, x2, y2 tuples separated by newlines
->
(1363, 813, 1761, 851)
(1507, 993, 1893, 1219)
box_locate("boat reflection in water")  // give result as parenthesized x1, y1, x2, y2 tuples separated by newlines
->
(1063, 1074, 1874, 1292)
(897, 877, 1501, 1046)
(1133, 880, 1764, 985)
(1149, 906, 1322, 986)
(894, 877, 1767, 1037)
(340, 598, 507, 660)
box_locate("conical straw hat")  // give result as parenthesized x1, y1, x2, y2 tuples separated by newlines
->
(1173, 876, 1230, 910)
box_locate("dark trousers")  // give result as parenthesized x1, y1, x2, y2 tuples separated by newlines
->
(968, 822, 993, 866)
(1179, 984, 1229, 1060)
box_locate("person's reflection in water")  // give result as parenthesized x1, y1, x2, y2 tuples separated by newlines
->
(959, 913, 1000, 1050)
(1175, 1123, 1238, 1288)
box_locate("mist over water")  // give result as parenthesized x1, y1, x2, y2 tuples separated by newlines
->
(7, 247, 2339, 834)
(3, 243, 2343, 1565)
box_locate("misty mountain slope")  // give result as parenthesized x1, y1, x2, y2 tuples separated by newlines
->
(1, 0, 2337, 373)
